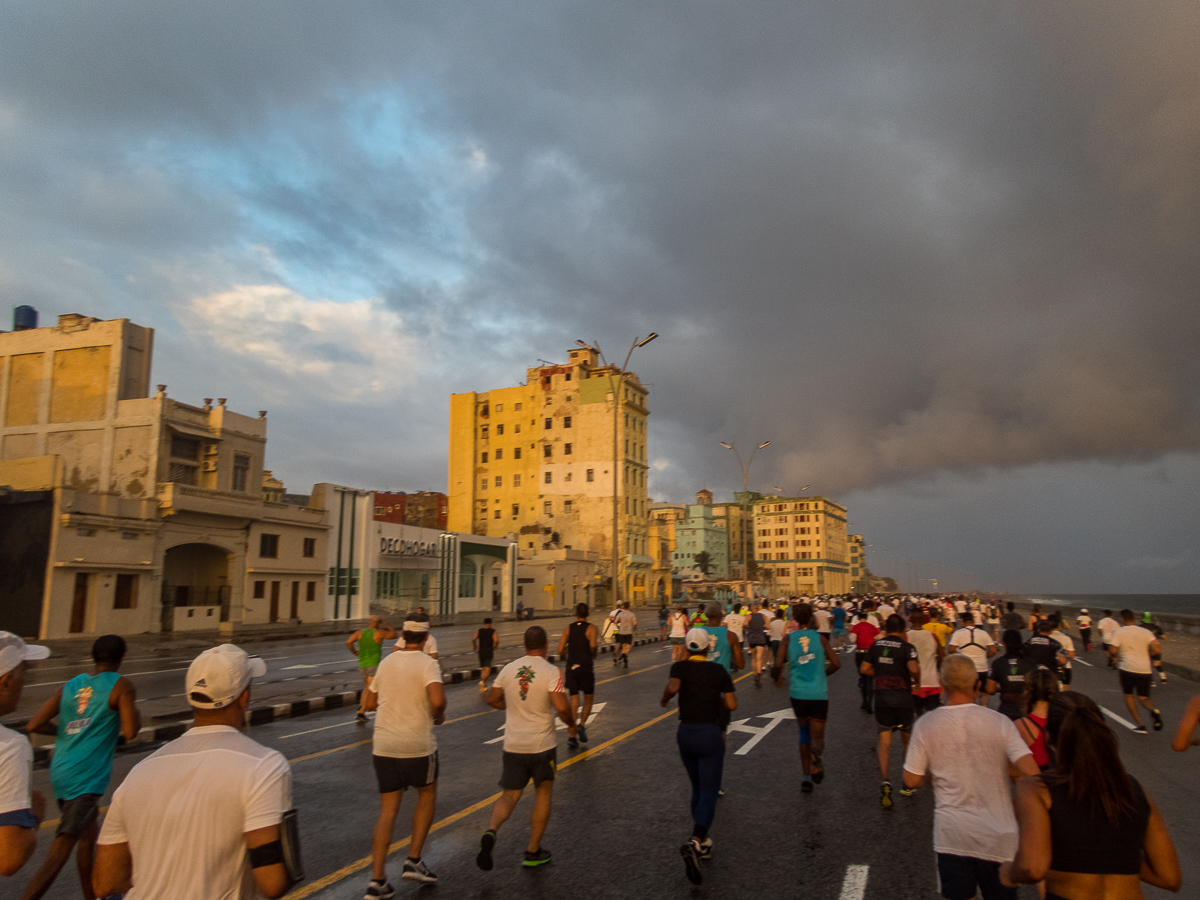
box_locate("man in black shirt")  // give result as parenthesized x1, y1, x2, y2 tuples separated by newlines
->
(472, 619, 499, 694)
(661, 628, 737, 886)
(1024, 620, 1066, 673)
(860, 614, 919, 809)
(1000, 602, 1027, 634)
(985, 630, 1038, 719)
(557, 604, 598, 749)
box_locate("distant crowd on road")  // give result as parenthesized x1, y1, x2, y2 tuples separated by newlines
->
(1, 590, 1197, 899)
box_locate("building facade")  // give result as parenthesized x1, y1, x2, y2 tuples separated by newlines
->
(670, 491, 731, 581)
(448, 345, 652, 604)
(0, 312, 328, 639)
(752, 494, 851, 595)
(711, 491, 760, 581)
(848, 533, 867, 592)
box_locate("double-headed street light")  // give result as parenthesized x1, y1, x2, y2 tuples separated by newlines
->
(577, 334, 659, 609)
(719, 440, 770, 600)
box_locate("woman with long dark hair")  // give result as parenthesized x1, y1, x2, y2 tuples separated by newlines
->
(1015, 668, 1059, 771)
(1001, 692, 1181, 898)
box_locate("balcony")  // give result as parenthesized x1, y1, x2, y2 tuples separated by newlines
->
(624, 553, 653, 568)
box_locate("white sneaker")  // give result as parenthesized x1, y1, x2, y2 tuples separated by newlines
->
(364, 879, 394, 899)
(401, 858, 437, 884)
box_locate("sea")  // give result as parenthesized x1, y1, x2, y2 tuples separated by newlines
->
(1006, 594, 1200, 617)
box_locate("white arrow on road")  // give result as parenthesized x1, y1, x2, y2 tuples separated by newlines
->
(728, 708, 792, 756)
(282, 664, 330, 670)
(485, 702, 608, 744)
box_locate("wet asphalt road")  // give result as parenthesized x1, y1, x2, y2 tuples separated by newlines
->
(16, 640, 1200, 900)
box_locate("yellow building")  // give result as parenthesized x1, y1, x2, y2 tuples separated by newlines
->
(449, 346, 652, 605)
(752, 494, 851, 595)
(848, 533, 867, 592)
(711, 494, 759, 581)
(0, 311, 328, 638)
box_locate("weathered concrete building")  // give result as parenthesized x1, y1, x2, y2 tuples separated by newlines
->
(0, 312, 328, 639)
(753, 494, 851, 595)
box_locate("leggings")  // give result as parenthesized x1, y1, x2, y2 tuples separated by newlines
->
(676, 723, 725, 832)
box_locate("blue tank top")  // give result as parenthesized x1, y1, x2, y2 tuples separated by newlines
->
(787, 630, 828, 700)
(701, 625, 733, 672)
(832, 607, 847, 628)
(51, 671, 121, 799)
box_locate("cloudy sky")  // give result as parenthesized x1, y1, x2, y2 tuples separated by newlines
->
(2, 2, 1198, 593)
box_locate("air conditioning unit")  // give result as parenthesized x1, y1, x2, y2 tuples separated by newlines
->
(202, 460, 217, 472)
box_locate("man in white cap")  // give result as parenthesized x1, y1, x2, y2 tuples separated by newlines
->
(0, 633, 50, 878)
(94, 645, 293, 900)
(360, 618, 446, 895)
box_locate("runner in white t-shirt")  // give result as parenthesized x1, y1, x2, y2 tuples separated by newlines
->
(477, 626, 576, 871)
(363, 619, 446, 892)
(95, 645, 292, 900)
(669, 606, 691, 662)
(947, 613, 997, 705)
(907, 613, 944, 716)
(0, 633, 50, 877)
(1108, 610, 1163, 734)
(1097, 611, 1120, 666)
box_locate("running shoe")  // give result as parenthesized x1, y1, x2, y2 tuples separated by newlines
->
(754, 673, 762, 688)
(356, 712, 368, 723)
(880, 781, 893, 809)
(567, 735, 579, 750)
(1133, 725, 1148, 735)
(801, 779, 813, 794)
(578, 724, 588, 744)
(900, 786, 917, 798)
(364, 879, 394, 899)
(476, 830, 496, 870)
(681, 841, 703, 885)
(1161, 673, 1168, 683)
(401, 858, 437, 884)
(811, 753, 824, 785)
(698, 837, 713, 860)
(523, 848, 553, 867)
(1152, 710, 1163, 731)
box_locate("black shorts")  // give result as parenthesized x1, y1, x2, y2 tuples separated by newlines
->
(789, 698, 829, 721)
(875, 706, 915, 732)
(615, 634, 632, 647)
(479, 655, 494, 669)
(55, 793, 102, 837)
(918, 692, 943, 713)
(373, 753, 439, 793)
(500, 748, 557, 790)
(1119, 670, 1152, 697)
(564, 664, 595, 695)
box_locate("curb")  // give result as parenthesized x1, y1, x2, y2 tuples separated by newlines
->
(32, 635, 666, 767)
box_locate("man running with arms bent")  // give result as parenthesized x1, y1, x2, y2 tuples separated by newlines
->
(557, 605, 598, 749)
(773, 603, 840, 793)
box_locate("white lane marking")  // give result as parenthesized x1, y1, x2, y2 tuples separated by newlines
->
(1101, 706, 1137, 730)
(282, 664, 331, 670)
(728, 709, 792, 756)
(839, 864, 869, 900)
(280, 713, 373, 739)
(486, 702, 607, 744)
(1075, 658, 1093, 667)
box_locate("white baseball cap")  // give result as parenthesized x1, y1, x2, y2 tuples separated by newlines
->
(186, 644, 267, 709)
(0, 632, 50, 677)
(401, 620, 431, 633)
(685, 628, 711, 653)
(1080, 609, 1088, 614)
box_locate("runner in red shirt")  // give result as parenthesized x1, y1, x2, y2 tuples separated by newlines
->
(851, 610, 880, 713)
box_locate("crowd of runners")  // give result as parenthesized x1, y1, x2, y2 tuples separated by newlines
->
(0, 592, 1192, 899)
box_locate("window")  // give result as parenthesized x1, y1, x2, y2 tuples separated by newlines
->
(564, 443, 572, 455)
(170, 435, 200, 461)
(113, 574, 138, 609)
(306, 581, 316, 602)
(513, 474, 522, 486)
(167, 461, 198, 485)
(564, 416, 572, 428)
(565, 471, 572, 482)
(515, 423, 521, 433)
(544, 444, 552, 458)
(545, 417, 552, 429)
(544, 501, 553, 515)
(512, 504, 520, 517)
(544, 471, 552, 484)
(303, 538, 316, 558)
(232, 453, 250, 492)
(481, 451, 488, 463)
(515, 403, 523, 411)
(259, 533, 279, 558)
(481, 425, 489, 438)
(481, 404, 489, 416)
(495, 476, 502, 486)
(495, 449, 503, 460)
(565, 372, 572, 381)
(496, 404, 503, 412)
(481, 478, 488, 490)
(497, 424, 504, 435)
(514, 447, 521, 459)
(254, 581, 266, 599)
(564, 500, 573, 513)
(586, 469, 594, 482)
(494, 509, 501, 519)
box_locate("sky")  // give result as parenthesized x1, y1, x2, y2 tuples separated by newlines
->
(1, 2, 1198, 594)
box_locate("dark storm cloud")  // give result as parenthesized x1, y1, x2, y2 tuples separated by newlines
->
(1, 0, 1198, 507)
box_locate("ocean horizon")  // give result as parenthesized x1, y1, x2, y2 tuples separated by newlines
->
(1005, 593, 1200, 617)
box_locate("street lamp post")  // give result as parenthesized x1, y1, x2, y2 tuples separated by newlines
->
(718, 440, 770, 601)
(578, 334, 658, 611)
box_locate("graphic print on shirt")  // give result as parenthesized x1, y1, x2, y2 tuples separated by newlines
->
(795, 634, 816, 666)
(517, 665, 535, 700)
(66, 684, 95, 735)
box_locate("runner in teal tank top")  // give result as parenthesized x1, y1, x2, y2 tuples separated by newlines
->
(772, 603, 839, 793)
(23, 634, 139, 900)
(699, 603, 745, 674)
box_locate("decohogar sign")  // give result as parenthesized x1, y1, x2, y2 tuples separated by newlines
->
(380, 537, 440, 558)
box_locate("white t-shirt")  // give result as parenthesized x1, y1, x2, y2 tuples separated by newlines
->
(0, 723, 33, 816)
(878, 605, 896, 622)
(615, 610, 637, 635)
(1098, 617, 1120, 642)
(370, 650, 443, 758)
(721, 613, 745, 641)
(907, 628, 941, 690)
(1110, 625, 1156, 675)
(669, 612, 688, 637)
(768, 617, 786, 641)
(494, 656, 565, 754)
(812, 609, 832, 633)
(954, 600, 967, 615)
(1077, 615, 1092, 629)
(948, 627, 995, 673)
(98, 725, 290, 900)
(424, 634, 438, 657)
(903, 704, 1031, 862)
(1051, 632, 1075, 670)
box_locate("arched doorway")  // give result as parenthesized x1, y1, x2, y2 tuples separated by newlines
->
(161, 543, 231, 631)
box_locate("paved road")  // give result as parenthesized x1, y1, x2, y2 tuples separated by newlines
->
(18, 638, 1200, 900)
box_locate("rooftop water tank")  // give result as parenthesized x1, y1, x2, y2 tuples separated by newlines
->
(13, 306, 37, 331)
